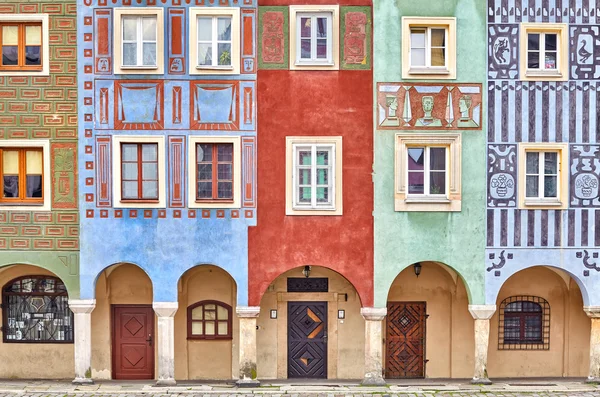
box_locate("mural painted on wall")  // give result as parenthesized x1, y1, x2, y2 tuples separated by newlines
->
(377, 83, 482, 130)
(570, 26, 600, 79)
(340, 7, 371, 70)
(571, 145, 600, 207)
(488, 144, 517, 207)
(487, 2, 600, 24)
(488, 24, 519, 79)
(258, 6, 288, 69)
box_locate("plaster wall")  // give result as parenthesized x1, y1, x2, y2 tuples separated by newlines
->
(91, 264, 155, 379)
(386, 262, 474, 378)
(487, 267, 590, 377)
(174, 265, 239, 380)
(0, 265, 74, 379)
(373, 0, 487, 307)
(256, 267, 364, 379)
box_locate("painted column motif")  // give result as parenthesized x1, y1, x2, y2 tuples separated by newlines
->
(237, 306, 260, 386)
(361, 307, 386, 385)
(70, 300, 96, 384)
(469, 305, 496, 384)
(153, 303, 178, 386)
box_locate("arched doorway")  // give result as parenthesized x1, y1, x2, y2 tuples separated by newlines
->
(174, 265, 238, 380)
(385, 261, 473, 378)
(488, 266, 590, 377)
(257, 266, 364, 379)
(0, 264, 74, 379)
(92, 263, 154, 380)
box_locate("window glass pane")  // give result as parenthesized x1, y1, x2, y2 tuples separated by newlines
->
(197, 17, 212, 41)
(316, 39, 327, 59)
(122, 144, 138, 161)
(191, 306, 203, 320)
(430, 171, 446, 194)
(25, 25, 41, 45)
(217, 163, 232, 180)
(411, 48, 426, 67)
(141, 144, 157, 161)
(408, 172, 424, 194)
(544, 176, 557, 197)
(299, 169, 310, 185)
(197, 182, 212, 199)
(300, 17, 311, 37)
(217, 321, 228, 335)
(545, 51, 557, 69)
(410, 29, 425, 48)
(122, 17, 137, 41)
(430, 28, 445, 47)
(122, 43, 137, 66)
(431, 47, 445, 67)
(217, 17, 231, 41)
(191, 322, 203, 335)
(142, 43, 156, 66)
(300, 39, 311, 59)
(197, 143, 212, 162)
(142, 17, 156, 41)
(298, 187, 311, 202)
(528, 33, 540, 50)
(505, 302, 523, 312)
(2, 26, 18, 66)
(544, 152, 557, 174)
(316, 17, 327, 38)
(2, 25, 18, 45)
(545, 33, 557, 51)
(316, 150, 329, 165)
(122, 181, 138, 199)
(205, 321, 215, 335)
(298, 150, 311, 165)
(526, 152, 539, 174)
(26, 176, 42, 198)
(218, 43, 231, 65)
(407, 148, 424, 171)
(217, 144, 233, 162)
(142, 163, 157, 181)
(217, 181, 232, 199)
(2, 46, 17, 65)
(217, 305, 228, 319)
(526, 175, 539, 197)
(197, 163, 212, 181)
(142, 181, 158, 199)
(317, 168, 328, 185)
(25, 46, 41, 66)
(25, 151, 43, 198)
(198, 43, 212, 65)
(122, 163, 138, 180)
(527, 51, 539, 69)
(316, 186, 329, 203)
(3, 150, 19, 198)
(429, 148, 446, 171)
(205, 310, 216, 320)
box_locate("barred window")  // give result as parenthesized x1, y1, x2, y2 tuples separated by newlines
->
(2, 276, 73, 343)
(498, 295, 549, 350)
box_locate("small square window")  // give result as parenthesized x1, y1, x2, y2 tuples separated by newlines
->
(190, 8, 240, 75)
(112, 136, 166, 208)
(518, 143, 568, 208)
(0, 15, 49, 76)
(519, 23, 567, 81)
(395, 133, 461, 212)
(286, 136, 342, 215)
(114, 8, 164, 74)
(188, 136, 241, 208)
(289, 5, 339, 70)
(402, 17, 456, 79)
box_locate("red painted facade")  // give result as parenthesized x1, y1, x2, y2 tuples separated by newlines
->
(249, 52, 374, 305)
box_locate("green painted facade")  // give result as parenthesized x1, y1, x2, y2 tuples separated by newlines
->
(373, 0, 487, 307)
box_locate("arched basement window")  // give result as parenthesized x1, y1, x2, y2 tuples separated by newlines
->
(498, 295, 550, 350)
(187, 300, 232, 340)
(2, 276, 73, 343)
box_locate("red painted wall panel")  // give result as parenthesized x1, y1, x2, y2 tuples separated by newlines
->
(248, 69, 374, 306)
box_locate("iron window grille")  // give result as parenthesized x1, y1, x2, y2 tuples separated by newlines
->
(2, 276, 73, 343)
(498, 295, 550, 350)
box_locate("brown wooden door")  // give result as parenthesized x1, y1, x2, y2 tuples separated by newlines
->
(386, 302, 426, 378)
(112, 305, 154, 379)
(287, 301, 327, 378)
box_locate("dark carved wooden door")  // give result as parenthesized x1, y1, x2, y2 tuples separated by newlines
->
(288, 301, 327, 378)
(112, 305, 154, 379)
(386, 302, 426, 378)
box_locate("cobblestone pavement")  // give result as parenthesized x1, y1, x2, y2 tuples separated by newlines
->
(1, 393, 600, 397)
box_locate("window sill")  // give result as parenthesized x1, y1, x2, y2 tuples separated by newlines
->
(525, 70, 562, 77)
(524, 199, 562, 206)
(0, 202, 44, 206)
(119, 65, 159, 70)
(294, 61, 335, 67)
(120, 199, 160, 204)
(408, 67, 450, 75)
(196, 65, 234, 70)
(405, 197, 451, 204)
(187, 336, 233, 341)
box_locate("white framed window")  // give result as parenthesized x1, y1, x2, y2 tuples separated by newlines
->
(286, 136, 342, 215)
(0, 139, 50, 211)
(187, 136, 241, 209)
(0, 14, 49, 76)
(289, 5, 339, 71)
(518, 143, 568, 208)
(113, 8, 164, 75)
(519, 23, 567, 81)
(112, 135, 166, 208)
(395, 133, 461, 212)
(189, 8, 240, 75)
(402, 17, 456, 79)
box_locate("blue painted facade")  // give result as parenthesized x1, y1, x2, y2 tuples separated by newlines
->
(486, 0, 600, 306)
(77, 0, 257, 304)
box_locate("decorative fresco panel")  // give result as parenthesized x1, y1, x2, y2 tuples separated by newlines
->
(487, 0, 600, 24)
(242, 136, 256, 208)
(488, 24, 519, 79)
(115, 81, 164, 130)
(167, 8, 185, 75)
(488, 144, 517, 207)
(258, 6, 288, 69)
(570, 25, 600, 79)
(94, 9, 112, 74)
(241, 9, 257, 73)
(168, 136, 185, 208)
(190, 80, 239, 130)
(51, 143, 77, 209)
(95, 136, 111, 207)
(341, 7, 371, 70)
(377, 83, 482, 130)
(570, 145, 600, 207)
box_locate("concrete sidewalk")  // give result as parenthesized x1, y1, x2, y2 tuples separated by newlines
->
(0, 379, 597, 395)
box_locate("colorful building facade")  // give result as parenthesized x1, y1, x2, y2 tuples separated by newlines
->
(0, 0, 80, 379)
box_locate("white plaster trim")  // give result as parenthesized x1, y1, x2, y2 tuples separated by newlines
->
(112, 135, 166, 208)
(0, 140, 51, 211)
(153, 302, 178, 317)
(519, 23, 568, 81)
(0, 14, 50, 76)
(187, 135, 241, 208)
(289, 5, 339, 71)
(236, 306, 260, 318)
(585, 306, 600, 318)
(468, 304, 496, 320)
(361, 307, 387, 321)
(69, 299, 96, 314)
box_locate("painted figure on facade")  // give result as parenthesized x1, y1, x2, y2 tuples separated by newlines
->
(415, 96, 442, 127)
(457, 95, 478, 128)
